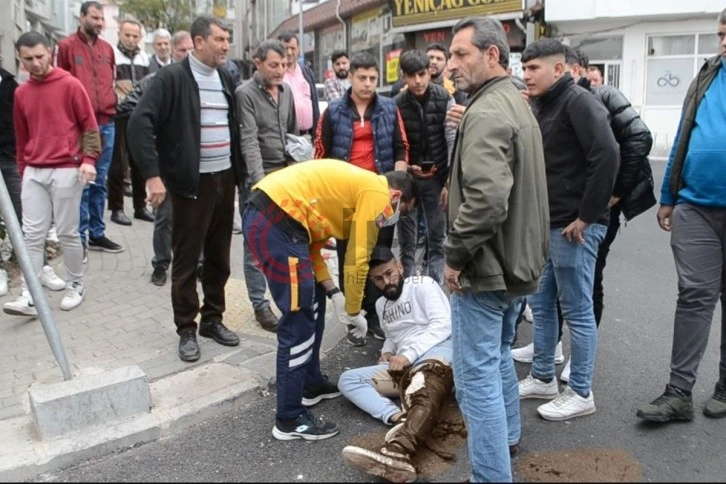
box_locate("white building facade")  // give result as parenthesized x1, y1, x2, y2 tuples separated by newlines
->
(546, 0, 725, 157)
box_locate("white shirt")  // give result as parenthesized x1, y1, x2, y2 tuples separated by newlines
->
(376, 276, 452, 364)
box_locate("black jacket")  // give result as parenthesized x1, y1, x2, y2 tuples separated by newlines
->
(395, 83, 450, 181)
(127, 57, 245, 198)
(531, 74, 619, 228)
(117, 73, 156, 119)
(591, 84, 656, 220)
(0, 68, 18, 164)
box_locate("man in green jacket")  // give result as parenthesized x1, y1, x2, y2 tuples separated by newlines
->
(443, 17, 549, 483)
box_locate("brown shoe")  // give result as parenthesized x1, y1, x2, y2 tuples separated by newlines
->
(255, 306, 278, 332)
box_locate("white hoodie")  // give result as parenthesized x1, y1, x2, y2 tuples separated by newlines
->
(376, 276, 451, 364)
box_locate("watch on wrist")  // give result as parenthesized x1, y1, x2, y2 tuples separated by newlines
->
(326, 287, 341, 299)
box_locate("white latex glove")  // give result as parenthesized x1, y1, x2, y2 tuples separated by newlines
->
(330, 292, 347, 325)
(342, 312, 368, 340)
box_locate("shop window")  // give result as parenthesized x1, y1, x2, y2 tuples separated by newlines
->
(569, 35, 623, 61)
(645, 33, 720, 106)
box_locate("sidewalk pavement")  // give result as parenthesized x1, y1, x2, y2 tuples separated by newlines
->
(0, 199, 346, 480)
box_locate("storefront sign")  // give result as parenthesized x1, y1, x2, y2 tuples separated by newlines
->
(386, 49, 403, 83)
(352, 8, 383, 52)
(391, 0, 524, 28)
(412, 21, 525, 50)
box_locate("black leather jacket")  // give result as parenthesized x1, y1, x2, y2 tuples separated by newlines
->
(591, 84, 656, 220)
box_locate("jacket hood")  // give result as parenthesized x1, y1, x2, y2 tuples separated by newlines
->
(27, 67, 70, 86)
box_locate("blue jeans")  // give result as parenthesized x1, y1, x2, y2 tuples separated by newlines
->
(151, 195, 172, 270)
(530, 224, 606, 397)
(79, 122, 114, 244)
(338, 339, 453, 425)
(452, 291, 522, 483)
(242, 203, 325, 421)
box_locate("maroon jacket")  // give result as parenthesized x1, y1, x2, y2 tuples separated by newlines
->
(56, 28, 116, 124)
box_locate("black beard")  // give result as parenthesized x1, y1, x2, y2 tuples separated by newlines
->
(382, 277, 404, 301)
(335, 70, 348, 79)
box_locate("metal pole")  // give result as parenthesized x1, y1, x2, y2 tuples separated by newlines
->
(298, 0, 304, 62)
(0, 175, 73, 381)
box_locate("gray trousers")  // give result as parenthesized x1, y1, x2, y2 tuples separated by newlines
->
(239, 183, 270, 311)
(21, 167, 84, 285)
(669, 203, 726, 391)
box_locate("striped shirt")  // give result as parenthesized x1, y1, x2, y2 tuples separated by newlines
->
(189, 53, 232, 174)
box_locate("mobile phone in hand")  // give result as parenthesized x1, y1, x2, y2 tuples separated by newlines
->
(421, 161, 435, 172)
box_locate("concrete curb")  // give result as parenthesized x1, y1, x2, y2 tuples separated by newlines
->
(0, 314, 347, 482)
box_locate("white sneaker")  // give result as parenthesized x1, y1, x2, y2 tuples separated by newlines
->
(0, 269, 8, 297)
(522, 303, 533, 323)
(40, 265, 66, 291)
(60, 282, 84, 311)
(537, 386, 596, 421)
(3, 291, 37, 316)
(519, 374, 559, 400)
(560, 357, 571, 383)
(512, 341, 565, 364)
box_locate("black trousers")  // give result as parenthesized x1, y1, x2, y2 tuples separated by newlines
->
(335, 225, 395, 325)
(108, 117, 146, 212)
(170, 169, 235, 333)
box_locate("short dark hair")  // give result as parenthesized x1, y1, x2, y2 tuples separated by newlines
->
(399, 50, 430, 75)
(254, 40, 286, 62)
(369, 246, 396, 270)
(80, 1, 102, 15)
(452, 17, 510, 68)
(190, 16, 228, 42)
(349, 51, 378, 73)
(384, 171, 418, 205)
(574, 48, 589, 68)
(277, 30, 299, 44)
(563, 45, 578, 66)
(425, 42, 449, 60)
(16, 31, 50, 51)
(521, 38, 567, 64)
(331, 50, 348, 63)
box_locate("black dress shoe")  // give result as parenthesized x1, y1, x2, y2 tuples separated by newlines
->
(254, 306, 278, 332)
(134, 207, 155, 222)
(199, 320, 240, 346)
(179, 329, 200, 362)
(111, 210, 132, 226)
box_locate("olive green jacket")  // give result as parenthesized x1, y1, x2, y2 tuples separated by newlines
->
(445, 76, 549, 294)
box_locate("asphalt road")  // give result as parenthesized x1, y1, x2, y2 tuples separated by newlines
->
(29, 161, 725, 482)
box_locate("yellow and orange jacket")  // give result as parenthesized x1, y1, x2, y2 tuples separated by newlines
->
(255, 159, 394, 314)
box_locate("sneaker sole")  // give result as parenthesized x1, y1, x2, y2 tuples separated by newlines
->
(302, 391, 342, 407)
(3, 307, 38, 317)
(538, 405, 597, 421)
(272, 425, 339, 441)
(636, 409, 694, 422)
(41, 281, 66, 292)
(345, 338, 367, 347)
(703, 407, 726, 419)
(342, 446, 416, 482)
(520, 391, 559, 400)
(87, 246, 124, 254)
(60, 300, 84, 311)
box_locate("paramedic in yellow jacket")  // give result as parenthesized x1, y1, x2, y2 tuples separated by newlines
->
(242, 159, 417, 441)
